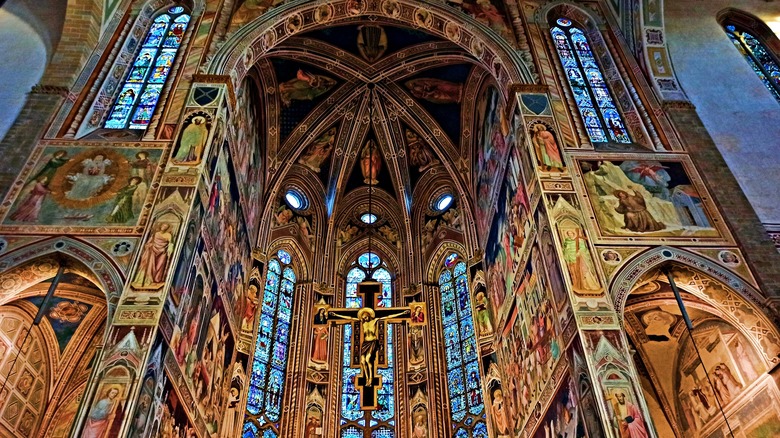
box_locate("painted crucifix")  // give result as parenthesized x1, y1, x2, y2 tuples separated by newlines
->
(323, 280, 425, 410)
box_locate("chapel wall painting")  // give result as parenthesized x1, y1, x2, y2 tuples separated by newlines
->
(155, 140, 250, 437)
(80, 325, 151, 438)
(496, 257, 563, 435)
(583, 330, 655, 438)
(0, 144, 164, 233)
(204, 141, 253, 342)
(474, 83, 511, 241)
(230, 75, 264, 242)
(550, 195, 604, 297)
(485, 142, 533, 319)
(624, 296, 775, 438)
(575, 156, 730, 243)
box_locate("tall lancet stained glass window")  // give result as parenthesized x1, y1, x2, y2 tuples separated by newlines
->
(104, 6, 190, 129)
(340, 252, 396, 437)
(724, 24, 780, 103)
(244, 250, 295, 438)
(550, 18, 630, 144)
(439, 254, 486, 436)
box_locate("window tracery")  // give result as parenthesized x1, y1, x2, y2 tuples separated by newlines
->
(244, 250, 296, 438)
(550, 18, 630, 144)
(439, 255, 486, 436)
(104, 6, 190, 130)
(723, 23, 780, 103)
(340, 252, 396, 437)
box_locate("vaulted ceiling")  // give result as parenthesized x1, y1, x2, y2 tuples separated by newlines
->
(251, 22, 494, 216)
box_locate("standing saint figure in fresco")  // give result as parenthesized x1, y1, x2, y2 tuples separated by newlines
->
(361, 140, 382, 185)
(311, 325, 329, 364)
(561, 229, 601, 293)
(10, 176, 50, 222)
(65, 154, 113, 200)
(531, 124, 564, 171)
(132, 222, 174, 288)
(474, 291, 494, 337)
(491, 388, 511, 436)
(298, 127, 337, 172)
(613, 189, 666, 232)
(611, 391, 649, 438)
(174, 116, 209, 164)
(28, 150, 69, 187)
(106, 177, 142, 223)
(409, 325, 424, 366)
(82, 386, 122, 438)
(411, 408, 428, 438)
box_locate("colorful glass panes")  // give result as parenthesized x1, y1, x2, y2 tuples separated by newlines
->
(244, 254, 296, 435)
(724, 24, 780, 103)
(440, 259, 484, 431)
(341, 254, 395, 436)
(358, 252, 380, 269)
(105, 8, 190, 129)
(551, 20, 631, 144)
(444, 252, 459, 268)
(277, 249, 292, 264)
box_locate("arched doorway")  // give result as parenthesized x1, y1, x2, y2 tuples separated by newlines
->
(0, 256, 109, 438)
(613, 248, 780, 437)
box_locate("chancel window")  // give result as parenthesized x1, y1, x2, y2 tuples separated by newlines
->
(340, 253, 396, 437)
(724, 23, 780, 103)
(550, 18, 631, 144)
(104, 6, 190, 129)
(439, 255, 487, 436)
(244, 250, 296, 437)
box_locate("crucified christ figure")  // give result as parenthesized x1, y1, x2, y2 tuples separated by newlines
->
(329, 307, 409, 386)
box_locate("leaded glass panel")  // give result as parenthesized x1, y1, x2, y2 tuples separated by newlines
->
(105, 7, 190, 130)
(440, 259, 485, 433)
(244, 254, 296, 435)
(725, 24, 780, 102)
(551, 20, 631, 144)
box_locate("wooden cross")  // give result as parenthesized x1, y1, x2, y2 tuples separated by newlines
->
(324, 281, 420, 411)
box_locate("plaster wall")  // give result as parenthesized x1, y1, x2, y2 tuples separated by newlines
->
(665, 0, 780, 225)
(0, 6, 46, 142)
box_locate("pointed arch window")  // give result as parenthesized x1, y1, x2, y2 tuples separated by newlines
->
(104, 6, 190, 130)
(724, 23, 780, 102)
(340, 252, 396, 437)
(244, 249, 296, 438)
(439, 254, 486, 436)
(550, 18, 631, 144)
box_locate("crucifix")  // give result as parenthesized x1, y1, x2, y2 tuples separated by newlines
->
(325, 280, 420, 410)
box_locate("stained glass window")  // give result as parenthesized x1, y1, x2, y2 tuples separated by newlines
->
(244, 254, 296, 436)
(104, 7, 190, 129)
(341, 253, 396, 436)
(724, 24, 780, 103)
(550, 18, 631, 144)
(440, 259, 484, 435)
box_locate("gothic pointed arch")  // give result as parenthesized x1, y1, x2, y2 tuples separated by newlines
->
(612, 246, 780, 436)
(0, 263, 108, 437)
(425, 243, 488, 436)
(74, 0, 201, 139)
(717, 8, 780, 104)
(538, 4, 657, 149)
(244, 247, 300, 437)
(0, 237, 124, 314)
